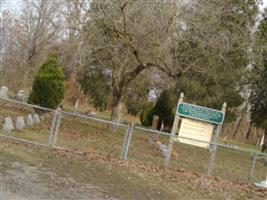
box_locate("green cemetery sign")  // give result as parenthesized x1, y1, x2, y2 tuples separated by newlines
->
(177, 103, 224, 124)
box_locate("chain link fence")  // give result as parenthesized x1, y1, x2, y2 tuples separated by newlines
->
(0, 97, 54, 146)
(1, 97, 266, 185)
(56, 111, 128, 158)
(170, 138, 211, 174)
(127, 126, 169, 166)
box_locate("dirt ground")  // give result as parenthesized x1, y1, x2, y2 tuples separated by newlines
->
(0, 161, 119, 200)
(0, 139, 266, 200)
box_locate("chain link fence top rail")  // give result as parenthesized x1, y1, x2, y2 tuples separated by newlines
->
(1, 97, 266, 185)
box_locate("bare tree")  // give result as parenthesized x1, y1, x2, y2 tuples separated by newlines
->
(84, 0, 183, 122)
(0, 0, 62, 91)
(19, 0, 62, 88)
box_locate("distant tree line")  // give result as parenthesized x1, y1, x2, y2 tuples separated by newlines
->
(0, 0, 266, 151)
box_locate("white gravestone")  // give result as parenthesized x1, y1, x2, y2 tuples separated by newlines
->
(33, 114, 40, 124)
(260, 135, 265, 147)
(26, 114, 34, 127)
(16, 90, 25, 102)
(3, 117, 14, 132)
(16, 116, 25, 130)
(0, 86, 8, 98)
(75, 99, 79, 109)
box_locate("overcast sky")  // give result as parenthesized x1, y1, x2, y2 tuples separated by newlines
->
(1, 0, 267, 11)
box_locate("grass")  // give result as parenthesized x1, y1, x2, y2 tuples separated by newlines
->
(1, 139, 265, 200)
(1, 100, 266, 185)
(57, 116, 126, 158)
(62, 102, 141, 124)
(221, 138, 262, 152)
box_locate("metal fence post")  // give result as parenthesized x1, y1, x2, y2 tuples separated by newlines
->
(48, 109, 58, 147)
(164, 93, 184, 167)
(248, 154, 258, 184)
(121, 123, 134, 160)
(121, 124, 130, 159)
(48, 108, 62, 147)
(51, 108, 62, 146)
(207, 102, 227, 176)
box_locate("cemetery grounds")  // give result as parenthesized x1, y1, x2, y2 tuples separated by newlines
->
(0, 99, 267, 199)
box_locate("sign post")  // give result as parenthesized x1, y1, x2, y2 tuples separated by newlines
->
(207, 102, 227, 176)
(164, 93, 226, 171)
(164, 93, 184, 167)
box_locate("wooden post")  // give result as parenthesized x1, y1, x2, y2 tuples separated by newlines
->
(164, 93, 184, 167)
(207, 102, 227, 176)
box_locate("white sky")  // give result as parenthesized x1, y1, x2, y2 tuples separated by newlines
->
(262, 0, 267, 10)
(1, 0, 267, 11)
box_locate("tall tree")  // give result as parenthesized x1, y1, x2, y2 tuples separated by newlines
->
(250, 10, 267, 152)
(174, 0, 259, 123)
(0, 0, 62, 90)
(83, 0, 181, 122)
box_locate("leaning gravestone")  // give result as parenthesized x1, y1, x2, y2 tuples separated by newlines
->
(0, 86, 8, 98)
(26, 114, 34, 127)
(33, 114, 40, 124)
(3, 117, 14, 132)
(16, 116, 25, 130)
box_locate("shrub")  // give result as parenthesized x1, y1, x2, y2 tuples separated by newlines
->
(152, 90, 175, 129)
(140, 102, 155, 126)
(140, 90, 175, 129)
(29, 55, 65, 109)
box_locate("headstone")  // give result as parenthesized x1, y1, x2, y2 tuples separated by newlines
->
(159, 144, 168, 156)
(16, 116, 25, 130)
(16, 90, 25, 102)
(260, 135, 265, 147)
(33, 114, 40, 124)
(26, 114, 34, 127)
(3, 117, 14, 132)
(0, 86, 8, 98)
(151, 115, 159, 129)
(256, 139, 260, 146)
(75, 99, 79, 109)
(160, 122, 164, 132)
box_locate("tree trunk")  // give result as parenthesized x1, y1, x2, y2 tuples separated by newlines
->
(255, 127, 259, 138)
(245, 122, 252, 140)
(233, 116, 243, 139)
(110, 91, 123, 123)
(261, 131, 267, 153)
